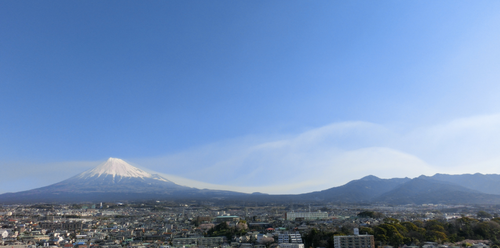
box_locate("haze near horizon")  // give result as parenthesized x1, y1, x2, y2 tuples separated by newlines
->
(2, 1, 500, 194)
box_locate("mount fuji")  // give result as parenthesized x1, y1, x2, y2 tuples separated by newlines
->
(0, 158, 245, 203)
(39, 157, 187, 194)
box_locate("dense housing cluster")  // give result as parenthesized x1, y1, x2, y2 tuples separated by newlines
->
(0, 202, 499, 248)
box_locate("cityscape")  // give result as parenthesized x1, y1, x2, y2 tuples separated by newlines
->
(1, 199, 498, 248)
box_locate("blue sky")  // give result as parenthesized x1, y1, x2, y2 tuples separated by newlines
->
(2, 1, 500, 194)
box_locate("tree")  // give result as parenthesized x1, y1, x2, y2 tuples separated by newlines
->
(207, 222, 240, 240)
(235, 220, 248, 233)
(358, 211, 384, 218)
(454, 217, 479, 239)
(474, 221, 500, 240)
(425, 230, 448, 243)
(303, 228, 335, 248)
(478, 211, 493, 219)
(374, 226, 388, 245)
(359, 227, 374, 235)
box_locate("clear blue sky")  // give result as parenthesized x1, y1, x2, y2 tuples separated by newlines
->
(2, 1, 500, 193)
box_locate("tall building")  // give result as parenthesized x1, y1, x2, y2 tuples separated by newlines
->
(285, 211, 328, 221)
(334, 229, 375, 248)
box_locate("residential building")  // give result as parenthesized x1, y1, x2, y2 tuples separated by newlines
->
(333, 229, 374, 248)
(278, 232, 302, 244)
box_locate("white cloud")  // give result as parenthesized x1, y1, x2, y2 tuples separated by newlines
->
(401, 113, 500, 168)
(4, 114, 500, 195)
(132, 114, 500, 194)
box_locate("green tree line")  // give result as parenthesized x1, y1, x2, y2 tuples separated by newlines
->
(303, 216, 500, 248)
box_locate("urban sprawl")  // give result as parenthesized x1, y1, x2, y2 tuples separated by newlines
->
(0, 202, 498, 248)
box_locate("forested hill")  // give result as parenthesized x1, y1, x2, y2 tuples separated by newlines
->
(302, 215, 500, 248)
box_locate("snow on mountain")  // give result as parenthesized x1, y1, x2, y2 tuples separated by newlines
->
(0, 157, 247, 203)
(31, 157, 188, 194)
(77, 157, 160, 180)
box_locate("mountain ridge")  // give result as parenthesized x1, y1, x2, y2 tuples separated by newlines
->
(298, 175, 411, 202)
(2, 158, 500, 204)
(430, 173, 500, 195)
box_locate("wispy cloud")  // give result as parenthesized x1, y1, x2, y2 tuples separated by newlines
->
(132, 114, 500, 194)
(3, 114, 500, 195)
(401, 114, 500, 168)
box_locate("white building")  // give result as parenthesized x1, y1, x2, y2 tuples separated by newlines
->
(0, 229, 8, 239)
(334, 229, 374, 248)
(285, 211, 328, 221)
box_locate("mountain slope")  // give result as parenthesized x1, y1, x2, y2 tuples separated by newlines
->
(0, 158, 245, 203)
(375, 176, 500, 204)
(299, 175, 411, 202)
(27, 158, 186, 194)
(431, 173, 500, 195)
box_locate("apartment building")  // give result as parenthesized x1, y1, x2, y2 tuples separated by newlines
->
(334, 229, 374, 248)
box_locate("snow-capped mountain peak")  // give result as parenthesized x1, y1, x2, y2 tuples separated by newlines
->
(78, 157, 153, 179)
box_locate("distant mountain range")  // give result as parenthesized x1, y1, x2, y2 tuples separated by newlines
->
(2, 158, 500, 205)
(303, 174, 500, 205)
